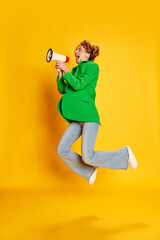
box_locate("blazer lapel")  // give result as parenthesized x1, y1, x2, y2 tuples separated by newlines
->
(72, 59, 82, 77)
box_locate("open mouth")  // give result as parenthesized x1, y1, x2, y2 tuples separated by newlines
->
(76, 55, 80, 60)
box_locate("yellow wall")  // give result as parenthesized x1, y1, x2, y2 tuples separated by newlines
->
(0, 0, 160, 191)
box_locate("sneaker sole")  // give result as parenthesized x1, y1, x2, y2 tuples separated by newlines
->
(126, 145, 137, 169)
(89, 167, 98, 185)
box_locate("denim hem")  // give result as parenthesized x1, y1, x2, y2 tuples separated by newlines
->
(124, 146, 129, 170)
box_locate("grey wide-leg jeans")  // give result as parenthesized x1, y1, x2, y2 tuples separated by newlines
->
(56, 121, 129, 180)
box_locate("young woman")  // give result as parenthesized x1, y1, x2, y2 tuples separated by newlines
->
(55, 40, 137, 185)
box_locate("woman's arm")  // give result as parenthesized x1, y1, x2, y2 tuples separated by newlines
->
(56, 71, 66, 94)
(62, 63, 99, 91)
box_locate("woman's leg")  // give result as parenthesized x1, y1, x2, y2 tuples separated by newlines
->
(56, 121, 96, 179)
(81, 122, 129, 170)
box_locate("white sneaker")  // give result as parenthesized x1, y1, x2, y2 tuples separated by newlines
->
(126, 145, 137, 169)
(88, 167, 98, 185)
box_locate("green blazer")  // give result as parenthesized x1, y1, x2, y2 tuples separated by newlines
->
(56, 59, 101, 126)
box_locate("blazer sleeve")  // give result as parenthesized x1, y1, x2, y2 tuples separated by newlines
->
(56, 75, 66, 94)
(62, 63, 99, 91)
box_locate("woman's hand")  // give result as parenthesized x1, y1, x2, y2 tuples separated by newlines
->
(55, 61, 70, 73)
(55, 63, 63, 75)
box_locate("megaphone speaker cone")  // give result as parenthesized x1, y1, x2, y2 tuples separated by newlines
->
(46, 48, 53, 62)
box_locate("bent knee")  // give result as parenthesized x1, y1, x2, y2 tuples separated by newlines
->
(82, 154, 92, 165)
(56, 145, 69, 156)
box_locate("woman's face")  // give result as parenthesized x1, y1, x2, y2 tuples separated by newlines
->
(74, 45, 90, 64)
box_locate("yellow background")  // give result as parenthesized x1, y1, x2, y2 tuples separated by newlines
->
(0, 0, 160, 239)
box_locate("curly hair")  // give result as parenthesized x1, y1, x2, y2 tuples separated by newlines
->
(76, 40, 100, 61)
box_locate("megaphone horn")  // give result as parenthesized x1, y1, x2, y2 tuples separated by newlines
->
(46, 48, 70, 72)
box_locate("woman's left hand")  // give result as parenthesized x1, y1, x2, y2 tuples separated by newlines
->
(56, 61, 70, 73)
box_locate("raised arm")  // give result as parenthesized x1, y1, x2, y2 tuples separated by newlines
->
(62, 63, 99, 91)
(56, 74, 66, 94)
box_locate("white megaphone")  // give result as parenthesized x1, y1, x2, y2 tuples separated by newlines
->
(46, 48, 70, 72)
